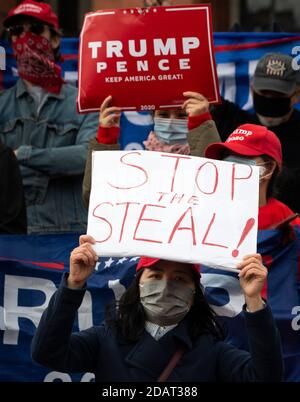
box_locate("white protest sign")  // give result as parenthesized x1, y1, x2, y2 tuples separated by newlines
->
(87, 151, 259, 270)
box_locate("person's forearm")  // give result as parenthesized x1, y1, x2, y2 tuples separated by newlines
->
(97, 126, 120, 144)
(67, 276, 86, 289)
(31, 274, 87, 371)
(17, 144, 89, 176)
(188, 112, 212, 130)
(243, 304, 283, 381)
(245, 295, 265, 312)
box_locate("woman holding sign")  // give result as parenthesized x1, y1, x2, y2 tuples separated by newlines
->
(82, 91, 221, 208)
(31, 234, 283, 382)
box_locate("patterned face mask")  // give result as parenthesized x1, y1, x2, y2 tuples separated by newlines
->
(12, 31, 63, 94)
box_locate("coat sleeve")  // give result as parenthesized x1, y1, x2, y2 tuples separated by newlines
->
(211, 97, 254, 141)
(31, 273, 101, 374)
(82, 137, 120, 209)
(16, 113, 99, 177)
(216, 304, 283, 382)
(188, 119, 221, 157)
(0, 145, 27, 234)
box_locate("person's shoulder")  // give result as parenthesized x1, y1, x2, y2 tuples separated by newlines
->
(56, 83, 78, 105)
(59, 83, 98, 121)
(194, 331, 221, 349)
(0, 83, 17, 100)
(93, 320, 119, 340)
(61, 82, 78, 96)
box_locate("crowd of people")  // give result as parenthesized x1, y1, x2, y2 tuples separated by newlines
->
(1, 0, 300, 382)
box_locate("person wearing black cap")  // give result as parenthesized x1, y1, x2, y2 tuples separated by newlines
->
(31, 234, 283, 382)
(0, 0, 98, 234)
(211, 53, 300, 214)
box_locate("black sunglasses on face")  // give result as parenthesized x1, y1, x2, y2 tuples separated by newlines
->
(6, 23, 46, 37)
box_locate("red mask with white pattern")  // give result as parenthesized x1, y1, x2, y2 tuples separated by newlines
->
(12, 31, 64, 94)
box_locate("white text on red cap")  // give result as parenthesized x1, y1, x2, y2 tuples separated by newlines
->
(226, 129, 253, 143)
(14, 4, 43, 15)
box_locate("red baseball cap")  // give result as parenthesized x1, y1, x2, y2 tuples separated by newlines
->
(137, 257, 201, 279)
(4, 0, 59, 31)
(205, 124, 282, 168)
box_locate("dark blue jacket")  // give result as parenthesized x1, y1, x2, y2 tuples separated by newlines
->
(31, 275, 283, 382)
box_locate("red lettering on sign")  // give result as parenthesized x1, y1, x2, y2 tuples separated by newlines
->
(171, 193, 185, 204)
(195, 161, 219, 195)
(161, 154, 191, 192)
(232, 218, 255, 257)
(187, 195, 199, 205)
(202, 212, 228, 249)
(92, 202, 113, 243)
(116, 201, 140, 242)
(168, 206, 196, 246)
(231, 164, 253, 201)
(107, 152, 148, 190)
(133, 203, 166, 243)
(157, 191, 168, 202)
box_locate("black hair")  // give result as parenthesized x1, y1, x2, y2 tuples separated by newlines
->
(105, 269, 224, 343)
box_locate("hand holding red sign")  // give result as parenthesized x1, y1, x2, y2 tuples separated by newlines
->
(78, 5, 220, 112)
(99, 95, 121, 128)
(182, 91, 210, 116)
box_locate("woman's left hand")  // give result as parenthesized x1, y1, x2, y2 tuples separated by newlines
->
(237, 253, 267, 311)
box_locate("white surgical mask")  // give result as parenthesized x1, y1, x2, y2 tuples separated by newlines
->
(153, 117, 188, 144)
(139, 279, 194, 326)
(223, 155, 256, 165)
(223, 155, 268, 178)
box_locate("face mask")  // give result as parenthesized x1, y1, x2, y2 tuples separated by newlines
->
(257, 114, 287, 127)
(12, 31, 64, 94)
(153, 117, 188, 144)
(139, 279, 194, 326)
(224, 156, 269, 179)
(253, 92, 291, 118)
(223, 155, 256, 165)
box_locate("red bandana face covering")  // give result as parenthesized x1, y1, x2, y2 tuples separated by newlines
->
(12, 31, 64, 94)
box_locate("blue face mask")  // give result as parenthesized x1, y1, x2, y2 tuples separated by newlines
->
(223, 155, 256, 166)
(223, 155, 268, 178)
(154, 117, 188, 144)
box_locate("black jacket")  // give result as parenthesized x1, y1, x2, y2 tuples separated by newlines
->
(211, 98, 300, 213)
(31, 274, 283, 382)
(0, 142, 27, 234)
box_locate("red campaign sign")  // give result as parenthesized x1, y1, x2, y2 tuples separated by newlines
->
(78, 4, 220, 112)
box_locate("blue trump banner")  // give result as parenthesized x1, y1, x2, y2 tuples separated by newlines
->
(0, 234, 138, 382)
(1, 33, 300, 150)
(0, 229, 299, 382)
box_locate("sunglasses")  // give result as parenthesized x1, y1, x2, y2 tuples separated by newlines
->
(6, 23, 47, 37)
